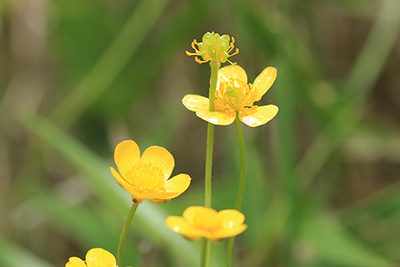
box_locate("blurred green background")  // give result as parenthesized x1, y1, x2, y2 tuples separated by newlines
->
(1, 0, 400, 266)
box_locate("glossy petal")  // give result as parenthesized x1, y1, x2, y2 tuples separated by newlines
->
(183, 206, 218, 224)
(218, 209, 245, 229)
(139, 191, 176, 200)
(164, 174, 191, 195)
(111, 167, 135, 193)
(114, 140, 140, 176)
(214, 223, 247, 239)
(196, 110, 236, 125)
(240, 105, 279, 127)
(66, 257, 86, 267)
(141, 146, 174, 180)
(166, 206, 247, 242)
(166, 216, 203, 241)
(252, 67, 277, 100)
(218, 65, 248, 83)
(86, 248, 116, 267)
(182, 94, 209, 112)
(214, 210, 247, 239)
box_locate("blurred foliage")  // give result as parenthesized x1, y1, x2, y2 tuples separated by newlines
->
(1, 0, 400, 266)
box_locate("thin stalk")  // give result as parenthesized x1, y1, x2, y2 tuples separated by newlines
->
(226, 112, 247, 267)
(201, 60, 220, 267)
(201, 238, 211, 267)
(117, 202, 139, 267)
(233, 112, 247, 211)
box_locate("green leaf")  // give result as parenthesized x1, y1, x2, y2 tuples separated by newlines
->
(0, 235, 55, 267)
(300, 210, 394, 267)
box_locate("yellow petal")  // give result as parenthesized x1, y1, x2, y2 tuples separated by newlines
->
(110, 167, 140, 200)
(139, 192, 177, 203)
(196, 110, 236, 125)
(218, 65, 248, 83)
(86, 248, 116, 267)
(213, 209, 247, 240)
(240, 105, 279, 127)
(114, 140, 140, 176)
(148, 198, 171, 204)
(214, 224, 248, 239)
(182, 94, 210, 112)
(217, 209, 245, 229)
(66, 257, 86, 267)
(141, 146, 174, 180)
(183, 206, 218, 225)
(164, 173, 191, 194)
(166, 216, 203, 241)
(252, 67, 277, 100)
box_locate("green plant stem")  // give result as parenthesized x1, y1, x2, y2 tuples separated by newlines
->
(117, 202, 139, 267)
(205, 123, 215, 209)
(201, 60, 220, 267)
(226, 112, 247, 267)
(201, 238, 211, 267)
(233, 112, 247, 211)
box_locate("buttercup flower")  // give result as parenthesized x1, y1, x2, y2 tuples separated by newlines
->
(66, 248, 116, 267)
(110, 140, 191, 204)
(182, 65, 279, 127)
(166, 206, 247, 242)
(186, 32, 239, 65)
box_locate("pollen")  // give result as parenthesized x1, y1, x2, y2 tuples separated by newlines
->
(125, 162, 165, 193)
(214, 78, 257, 113)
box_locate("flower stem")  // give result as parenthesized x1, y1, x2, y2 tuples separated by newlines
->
(226, 112, 247, 267)
(117, 202, 139, 267)
(201, 238, 211, 267)
(204, 60, 219, 208)
(233, 112, 247, 211)
(201, 60, 220, 267)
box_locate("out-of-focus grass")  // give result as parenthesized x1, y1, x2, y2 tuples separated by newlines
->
(1, 0, 400, 266)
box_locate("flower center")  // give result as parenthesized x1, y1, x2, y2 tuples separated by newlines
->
(125, 162, 166, 194)
(215, 78, 257, 113)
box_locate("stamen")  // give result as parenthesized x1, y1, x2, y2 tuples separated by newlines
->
(191, 40, 198, 51)
(195, 57, 207, 64)
(186, 51, 198, 56)
(227, 59, 237, 65)
(230, 48, 239, 57)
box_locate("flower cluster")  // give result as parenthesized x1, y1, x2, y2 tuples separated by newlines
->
(65, 31, 277, 267)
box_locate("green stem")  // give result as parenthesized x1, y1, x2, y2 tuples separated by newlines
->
(201, 238, 211, 267)
(234, 112, 247, 211)
(205, 123, 214, 209)
(204, 60, 219, 208)
(117, 202, 139, 267)
(226, 112, 247, 267)
(201, 60, 220, 267)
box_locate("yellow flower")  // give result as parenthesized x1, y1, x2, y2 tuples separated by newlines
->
(182, 65, 279, 127)
(66, 248, 116, 267)
(166, 206, 247, 242)
(186, 32, 239, 65)
(110, 140, 191, 204)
